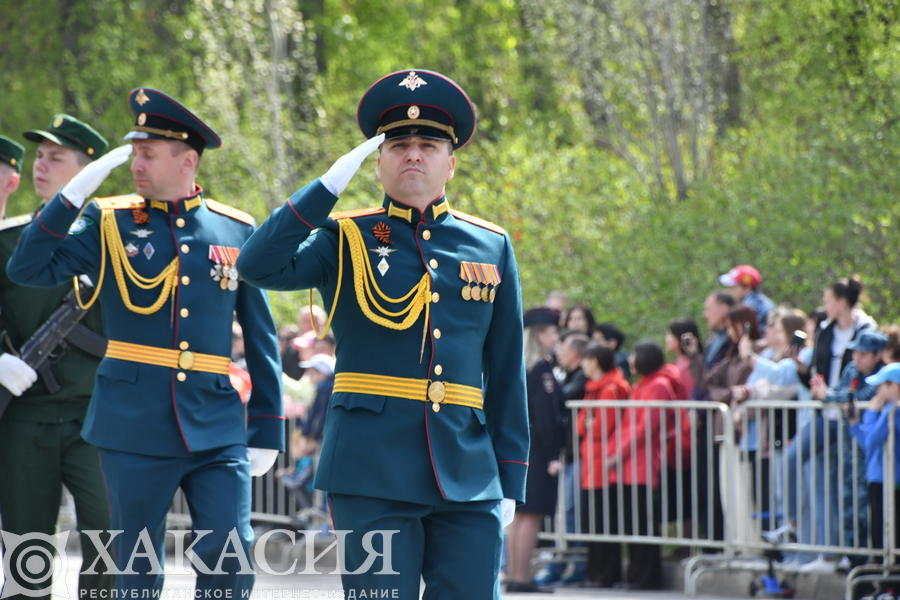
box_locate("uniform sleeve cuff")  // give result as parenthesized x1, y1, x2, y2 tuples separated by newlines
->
(287, 179, 339, 229)
(498, 460, 528, 503)
(247, 415, 286, 452)
(35, 192, 82, 237)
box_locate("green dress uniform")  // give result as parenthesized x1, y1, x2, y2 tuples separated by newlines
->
(6, 91, 284, 595)
(236, 70, 529, 600)
(0, 125, 113, 600)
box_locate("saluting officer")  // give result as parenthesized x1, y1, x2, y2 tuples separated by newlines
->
(237, 70, 529, 599)
(0, 119, 114, 600)
(7, 90, 284, 595)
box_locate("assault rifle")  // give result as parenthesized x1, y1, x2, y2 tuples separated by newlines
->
(0, 284, 104, 419)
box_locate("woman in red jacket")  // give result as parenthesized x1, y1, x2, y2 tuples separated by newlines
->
(602, 340, 675, 590)
(577, 342, 631, 586)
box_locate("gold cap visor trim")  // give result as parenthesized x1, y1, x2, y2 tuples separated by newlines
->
(376, 119, 457, 144)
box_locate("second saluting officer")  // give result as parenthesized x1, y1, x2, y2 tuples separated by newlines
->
(237, 70, 529, 599)
(7, 89, 284, 595)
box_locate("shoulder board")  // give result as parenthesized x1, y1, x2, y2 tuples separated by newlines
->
(329, 207, 387, 220)
(206, 199, 254, 225)
(94, 195, 146, 210)
(0, 214, 33, 233)
(450, 210, 506, 235)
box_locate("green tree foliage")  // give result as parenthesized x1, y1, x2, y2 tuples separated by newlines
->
(2, 0, 900, 345)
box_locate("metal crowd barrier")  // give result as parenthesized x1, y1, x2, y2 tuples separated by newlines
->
(169, 418, 326, 529)
(162, 397, 900, 596)
(529, 398, 900, 597)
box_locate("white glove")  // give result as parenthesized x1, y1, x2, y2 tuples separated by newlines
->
(501, 498, 516, 529)
(246, 447, 279, 477)
(0, 353, 38, 397)
(320, 134, 385, 197)
(61, 144, 133, 208)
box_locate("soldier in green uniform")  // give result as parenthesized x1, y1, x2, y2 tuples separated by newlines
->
(237, 70, 529, 599)
(0, 117, 113, 599)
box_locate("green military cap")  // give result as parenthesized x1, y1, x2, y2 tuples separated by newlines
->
(23, 114, 109, 160)
(0, 135, 25, 173)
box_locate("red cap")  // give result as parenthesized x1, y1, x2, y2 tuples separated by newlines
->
(719, 265, 761, 288)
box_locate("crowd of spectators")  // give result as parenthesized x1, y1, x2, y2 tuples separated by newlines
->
(226, 265, 900, 593)
(514, 266, 900, 592)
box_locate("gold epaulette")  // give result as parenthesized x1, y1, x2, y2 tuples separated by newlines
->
(94, 195, 146, 210)
(329, 207, 386, 220)
(450, 210, 506, 235)
(206, 199, 254, 225)
(0, 214, 33, 233)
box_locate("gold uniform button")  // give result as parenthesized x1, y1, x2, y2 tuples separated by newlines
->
(180, 308, 189, 318)
(422, 230, 431, 240)
(433, 328, 442, 339)
(181, 276, 190, 285)
(429, 259, 438, 269)
(180, 244, 190, 253)
(176, 372, 187, 382)
(434, 364, 443, 375)
(431, 292, 440, 303)
(179, 341, 189, 350)
(176, 218, 186, 228)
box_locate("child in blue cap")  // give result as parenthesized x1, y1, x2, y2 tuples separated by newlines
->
(849, 360, 900, 555)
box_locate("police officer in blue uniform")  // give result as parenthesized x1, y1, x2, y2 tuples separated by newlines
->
(7, 89, 284, 595)
(237, 70, 529, 599)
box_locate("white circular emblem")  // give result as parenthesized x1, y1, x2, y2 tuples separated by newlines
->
(407, 105, 420, 119)
(137, 113, 147, 126)
(68, 218, 88, 235)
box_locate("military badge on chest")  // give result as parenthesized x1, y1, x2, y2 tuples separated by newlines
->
(128, 228, 155, 260)
(459, 261, 501, 302)
(209, 245, 241, 290)
(369, 222, 395, 276)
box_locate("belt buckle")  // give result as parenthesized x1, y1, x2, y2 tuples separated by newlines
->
(428, 381, 446, 412)
(178, 350, 195, 370)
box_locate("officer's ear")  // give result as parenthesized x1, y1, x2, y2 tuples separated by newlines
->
(182, 148, 200, 175)
(1, 168, 19, 194)
(446, 152, 455, 182)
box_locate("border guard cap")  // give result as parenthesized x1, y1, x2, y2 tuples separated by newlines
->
(0, 135, 25, 173)
(357, 70, 476, 150)
(125, 88, 221, 154)
(23, 114, 109, 161)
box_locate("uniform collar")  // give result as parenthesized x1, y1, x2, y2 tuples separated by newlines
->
(382, 195, 450, 225)
(147, 186, 204, 214)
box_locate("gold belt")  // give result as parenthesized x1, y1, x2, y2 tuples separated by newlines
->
(333, 372, 483, 411)
(105, 340, 231, 375)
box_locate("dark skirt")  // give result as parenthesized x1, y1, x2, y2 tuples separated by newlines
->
(520, 442, 559, 516)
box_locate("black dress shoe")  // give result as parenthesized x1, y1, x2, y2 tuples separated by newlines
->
(505, 580, 554, 593)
